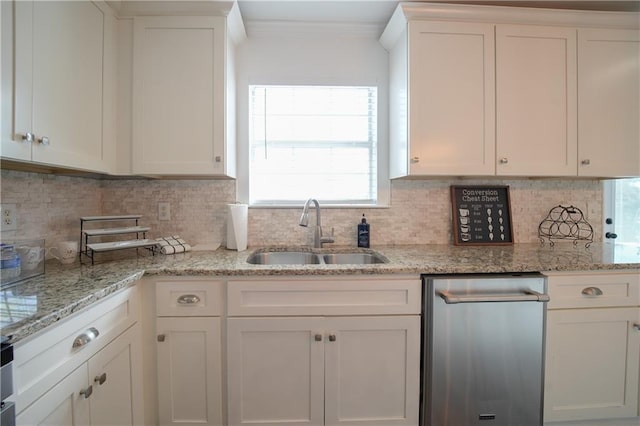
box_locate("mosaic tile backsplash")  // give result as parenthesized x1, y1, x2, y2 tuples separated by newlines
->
(1, 170, 603, 252)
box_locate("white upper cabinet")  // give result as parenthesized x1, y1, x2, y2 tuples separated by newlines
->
(381, 3, 639, 178)
(404, 21, 495, 176)
(2, 0, 116, 173)
(495, 25, 577, 176)
(131, 11, 244, 176)
(577, 28, 640, 177)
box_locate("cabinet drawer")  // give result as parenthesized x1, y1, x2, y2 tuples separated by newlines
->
(156, 279, 223, 317)
(13, 285, 139, 413)
(227, 276, 421, 316)
(545, 272, 640, 309)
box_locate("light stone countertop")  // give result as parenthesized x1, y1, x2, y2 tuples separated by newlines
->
(2, 243, 638, 344)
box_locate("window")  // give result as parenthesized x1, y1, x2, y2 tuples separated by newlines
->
(248, 85, 378, 206)
(605, 178, 640, 261)
(612, 178, 640, 243)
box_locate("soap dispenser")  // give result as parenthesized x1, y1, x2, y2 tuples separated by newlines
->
(357, 214, 370, 248)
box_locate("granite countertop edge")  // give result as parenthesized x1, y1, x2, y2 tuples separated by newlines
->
(2, 243, 638, 344)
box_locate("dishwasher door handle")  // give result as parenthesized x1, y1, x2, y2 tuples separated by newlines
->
(438, 289, 550, 304)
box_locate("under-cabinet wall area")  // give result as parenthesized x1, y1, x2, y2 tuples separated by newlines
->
(1, 169, 603, 249)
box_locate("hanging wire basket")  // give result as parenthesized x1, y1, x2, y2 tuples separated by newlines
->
(538, 205, 594, 248)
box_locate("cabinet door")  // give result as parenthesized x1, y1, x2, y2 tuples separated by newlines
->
(16, 365, 90, 426)
(88, 324, 143, 426)
(132, 16, 227, 175)
(496, 25, 577, 176)
(1, 0, 30, 161)
(227, 317, 325, 426)
(545, 307, 640, 422)
(408, 21, 495, 176)
(12, 0, 109, 172)
(324, 316, 420, 426)
(578, 28, 640, 177)
(156, 317, 222, 426)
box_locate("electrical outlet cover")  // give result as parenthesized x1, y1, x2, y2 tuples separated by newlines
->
(1, 203, 17, 231)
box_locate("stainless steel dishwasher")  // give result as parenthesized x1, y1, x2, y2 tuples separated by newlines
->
(422, 274, 549, 426)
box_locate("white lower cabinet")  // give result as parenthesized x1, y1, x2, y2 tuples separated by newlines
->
(156, 317, 222, 426)
(227, 316, 419, 426)
(155, 279, 224, 426)
(12, 286, 142, 426)
(226, 276, 422, 426)
(16, 364, 90, 426)
(16, 323, 142, 426)
(544, 271, 640, 422)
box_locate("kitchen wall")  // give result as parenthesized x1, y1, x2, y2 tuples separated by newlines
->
(0, 18, 605, 252)
(1, 169, 603, 252)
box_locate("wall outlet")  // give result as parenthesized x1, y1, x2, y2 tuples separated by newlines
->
(158, 202, 171, 221)
(1, 203, 17, 231)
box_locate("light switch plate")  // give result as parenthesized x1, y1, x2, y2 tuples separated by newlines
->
(158, 202, 170, 221)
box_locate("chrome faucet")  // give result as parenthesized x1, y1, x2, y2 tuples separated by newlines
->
(299, 198, 334, 248)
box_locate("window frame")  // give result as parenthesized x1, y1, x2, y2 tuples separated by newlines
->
(238, 81, 390, 209)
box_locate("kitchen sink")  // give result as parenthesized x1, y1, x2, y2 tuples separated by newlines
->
(246, 252, 321, 265)
(322, 253, 386, 264)
(246, 250, 388, 265)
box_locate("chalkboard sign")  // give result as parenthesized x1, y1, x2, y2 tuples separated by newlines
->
(451, 185, 513, 246)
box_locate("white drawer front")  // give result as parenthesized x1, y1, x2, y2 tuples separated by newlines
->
(545, 272, 640, 309)
(14, 286, 139, 413)
(227, 277, 421, 316)
(156, 279, 223, 317)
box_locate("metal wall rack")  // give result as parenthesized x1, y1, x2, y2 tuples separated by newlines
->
(80, 215, 157, 264)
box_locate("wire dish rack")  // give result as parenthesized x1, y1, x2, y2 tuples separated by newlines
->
(538, 205, 594, 248)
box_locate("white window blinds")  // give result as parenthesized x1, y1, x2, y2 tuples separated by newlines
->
(249, 85, 378, 205)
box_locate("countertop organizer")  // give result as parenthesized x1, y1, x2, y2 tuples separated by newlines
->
(80, 215, 157, 264)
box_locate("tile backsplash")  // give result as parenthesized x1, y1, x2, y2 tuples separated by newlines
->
(1, 170, 603, 252)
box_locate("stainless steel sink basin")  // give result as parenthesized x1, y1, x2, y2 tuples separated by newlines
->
(322, 253, 386, 264)
(246, 252, 321, 265)
(246, 250, 388, 265)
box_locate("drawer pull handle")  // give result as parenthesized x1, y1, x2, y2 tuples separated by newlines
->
(314, 334, 322, 342)
(177, 294, 200, 305)
(94, 373, 107, 385)
(73, 327, 99, 349)
(581, 287, 603, 297)
(79, 385, 93, 399)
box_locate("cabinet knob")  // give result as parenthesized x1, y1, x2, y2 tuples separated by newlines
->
(499, 157, 508, 164)
(581, 159, 591, 165)
(581, 287, 603, 297)
(633, 323, 640, 331)
(94, 373, 107, 385)
(328, 334, 337, 342)
(157, 334, 166, 342)
(38, 136, 50, 145)
(79, 385, 93, 399)
(72, 327, 100, 349)
(410, 157, 419, 163)
(314, 334, 322, 342)
(177, 294, 200, 304)
(20, 132, 35, 143)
